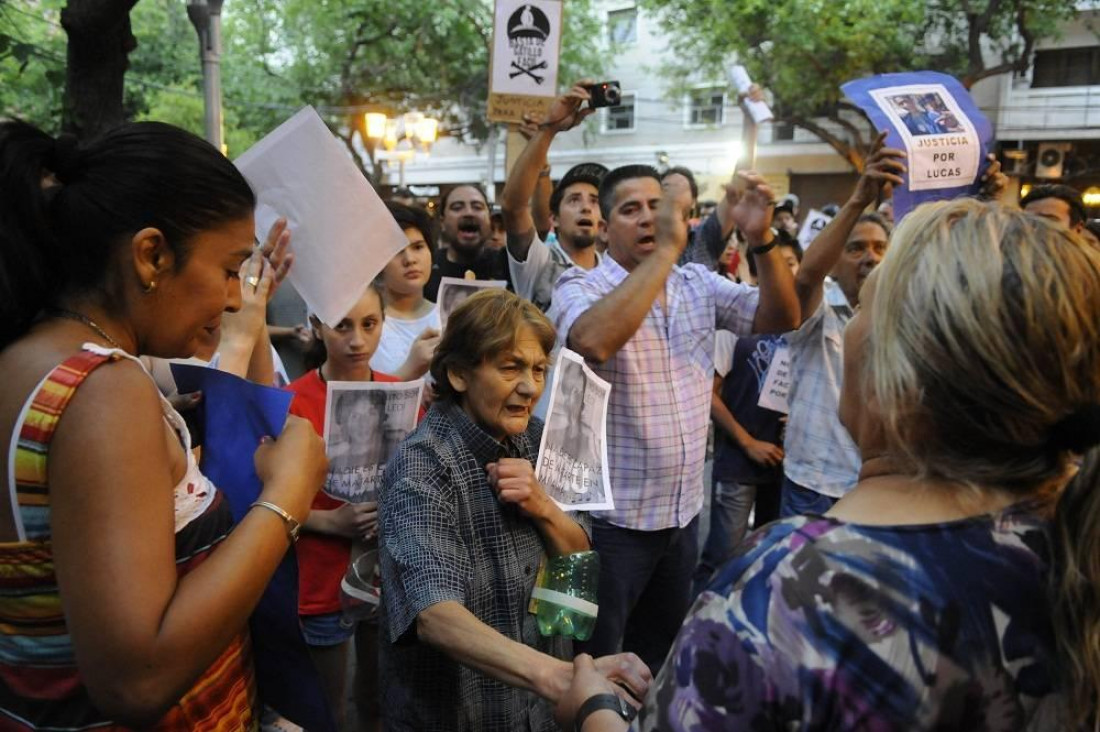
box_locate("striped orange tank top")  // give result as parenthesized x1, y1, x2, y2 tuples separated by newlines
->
(0, 347, 257, 730)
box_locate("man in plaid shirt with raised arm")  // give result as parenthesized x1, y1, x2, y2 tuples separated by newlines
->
(549, 165, 799, 672)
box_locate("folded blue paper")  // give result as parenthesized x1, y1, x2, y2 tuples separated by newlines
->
(842, 71, 994, 222)
(171, 364, 336, 732)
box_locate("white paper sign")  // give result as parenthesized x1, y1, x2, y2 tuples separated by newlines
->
(728, 65, 774, 124)
(798, 209, 833, 249)
(757, 344, 792, 414)
(323, 379, 424, 503)
(536, 349, 614, 512)
(868, 84, 981, 192)
(437, 277, 508, 329)
(235, 106, 407, 328)
(490, 0, 563, 97)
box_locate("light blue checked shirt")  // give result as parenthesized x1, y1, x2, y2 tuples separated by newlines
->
(551, 256, 759, 531)
(782, 279, 861, 497)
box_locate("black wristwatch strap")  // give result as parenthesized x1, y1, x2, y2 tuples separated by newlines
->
(749, 239, 777, 255)
(574, 692, 636, 731)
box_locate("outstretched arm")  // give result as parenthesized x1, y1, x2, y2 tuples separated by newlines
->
(417, 603, 650, 707)
(501, 81, 595, 262)
(795, 133, 906, 319)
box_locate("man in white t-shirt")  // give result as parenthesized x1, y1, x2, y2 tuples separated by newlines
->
(501, 80, 607, 312)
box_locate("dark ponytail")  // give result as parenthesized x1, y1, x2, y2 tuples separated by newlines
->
(0, 119, 256, 349)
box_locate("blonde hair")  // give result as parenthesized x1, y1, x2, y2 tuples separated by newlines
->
(867, 199, 1100, 725)
(430, 289, 556, 402)
(869, 198, 1100, 491)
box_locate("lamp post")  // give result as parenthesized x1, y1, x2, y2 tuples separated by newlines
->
(364, 112, 440, 186)
(187, 0, 225, 153)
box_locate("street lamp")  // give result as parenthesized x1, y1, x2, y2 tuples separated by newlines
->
(364, 112, 441, 185)
(187, 0, 225, 153)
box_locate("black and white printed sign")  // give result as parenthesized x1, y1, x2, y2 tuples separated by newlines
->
(488, 0, 563, 122)
(323, 379, 423, 503)
(437, 276, 508, 330)
(536, 349, 614, 512)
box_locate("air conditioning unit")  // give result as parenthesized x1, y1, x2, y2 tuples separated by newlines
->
(1036, 143, 1071, 179)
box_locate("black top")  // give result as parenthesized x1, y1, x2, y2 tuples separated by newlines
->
(424, 247, 513, 302)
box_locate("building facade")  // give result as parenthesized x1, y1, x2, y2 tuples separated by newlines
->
(388, 3, 1100, 218)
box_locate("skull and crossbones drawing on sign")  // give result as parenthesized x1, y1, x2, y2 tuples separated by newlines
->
(507, 4, 551, 84)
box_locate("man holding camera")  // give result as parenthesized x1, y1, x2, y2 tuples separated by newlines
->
(551, 164, 800, 673)
(501, 81, 607, 312)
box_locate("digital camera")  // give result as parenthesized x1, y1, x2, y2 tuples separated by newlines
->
(585, 81, 622, 109)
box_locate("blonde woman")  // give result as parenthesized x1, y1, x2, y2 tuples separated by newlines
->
(556, 200, 1100, 731)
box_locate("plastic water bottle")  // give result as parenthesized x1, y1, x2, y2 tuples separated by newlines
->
(532, 550, 599, 641)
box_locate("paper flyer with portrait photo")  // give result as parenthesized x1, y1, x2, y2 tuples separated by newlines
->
(841, 71, 993, 222)
(322, 379, 424, 503)
(535, 349, 614, 512)
(437, 277, 508, 330)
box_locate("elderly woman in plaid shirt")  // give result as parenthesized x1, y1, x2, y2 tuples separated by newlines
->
(377, 289, 650, 731)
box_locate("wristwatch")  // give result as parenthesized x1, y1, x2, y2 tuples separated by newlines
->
(574, 693, 637, 731)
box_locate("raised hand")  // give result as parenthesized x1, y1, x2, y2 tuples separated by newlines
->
(222, 252, 274, 345)
(656, 178, 693, 258)
(978, 153, 1008, 202)
(541, 80, 597, 133)
(851, 131, 907, 210)
(400, 327, 441, 380)
(724, 171, 776, 244)
(259, 217, 293, 296)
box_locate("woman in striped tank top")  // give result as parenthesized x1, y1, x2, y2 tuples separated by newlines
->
(0, 120, 328, 730)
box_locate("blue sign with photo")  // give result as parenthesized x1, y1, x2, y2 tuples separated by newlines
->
(842, 71, 994, 221)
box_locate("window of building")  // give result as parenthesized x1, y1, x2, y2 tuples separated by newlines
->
(1032, 46, 1100, 88)
(603, 94, 636, 132)
(687, 88, 726, 127)
(607, 7, 637, 45)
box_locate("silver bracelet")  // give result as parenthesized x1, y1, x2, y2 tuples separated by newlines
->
(250, 501, 301, 544)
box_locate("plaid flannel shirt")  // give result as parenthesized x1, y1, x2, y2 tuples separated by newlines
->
(378, 400, 588, 731)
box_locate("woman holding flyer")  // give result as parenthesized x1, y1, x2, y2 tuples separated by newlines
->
(0, 120, 328, 730)
(286, 283, 397, 731)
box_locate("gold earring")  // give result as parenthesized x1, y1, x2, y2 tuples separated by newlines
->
(143, 280, 158, 294)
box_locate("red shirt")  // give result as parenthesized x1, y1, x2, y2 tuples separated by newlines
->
(286, 368, 401, 615)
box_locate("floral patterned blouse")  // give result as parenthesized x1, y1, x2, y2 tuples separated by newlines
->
(635, 503, 1066, 731)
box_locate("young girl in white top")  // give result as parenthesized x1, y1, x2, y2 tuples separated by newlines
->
(370, 202, 441, 380)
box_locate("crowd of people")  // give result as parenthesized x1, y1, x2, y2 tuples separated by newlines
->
(1, 75, 1100, 732)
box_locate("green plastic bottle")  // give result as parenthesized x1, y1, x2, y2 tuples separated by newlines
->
(532, 550, 600, 641)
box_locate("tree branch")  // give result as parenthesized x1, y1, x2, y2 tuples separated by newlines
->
(963, 0, 1036, 88)
(788, 114, 866, 172)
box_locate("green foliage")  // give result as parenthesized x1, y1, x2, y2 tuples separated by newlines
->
(220, 0, 606, 144)
(1, 0, 604, 156)
(0, 0, 67, 131)
(639, 0, 1083, 165)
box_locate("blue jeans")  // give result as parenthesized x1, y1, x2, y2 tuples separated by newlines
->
(692, 480, 757, 597)
(779, 475, 838, 518)
(576, 516, 700, 675)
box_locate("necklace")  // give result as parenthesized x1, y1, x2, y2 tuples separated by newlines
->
(46, 308, 125, 350)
